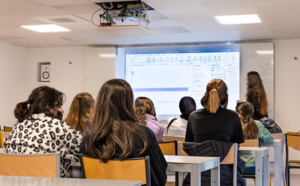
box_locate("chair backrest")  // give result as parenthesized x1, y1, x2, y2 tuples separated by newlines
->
(240, 138, 260, 147)
(164, 136, 185, 142)
(220, 143, 238, 186)
(0, 153, 60, 177)
(177, 141, 188, 156)
(286, 131, 300, 151)
(3, 126, 12, 132)
(81, 155, 151, 186)
(0, 131, 4, 148)
(159, 140, 178, 155)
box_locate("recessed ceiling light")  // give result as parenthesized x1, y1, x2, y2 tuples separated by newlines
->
(21, 24, 71, 33)
(215, 14, 261, 25)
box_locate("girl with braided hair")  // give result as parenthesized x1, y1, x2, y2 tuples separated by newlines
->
(236, 101, 273, 175)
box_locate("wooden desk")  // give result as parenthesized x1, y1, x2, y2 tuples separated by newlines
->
(165, 155, 220, 186)
(239, 147, 270, 186)
(0, 175, 141, 186)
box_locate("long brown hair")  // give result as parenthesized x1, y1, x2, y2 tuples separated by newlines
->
(236, 101, 259, 139)
(134, 97, 156, 125)
(85, 79, 148, 162)
(14, 86, 64, 122)
(247, 71, 268, 116)
(65, 92, 94, 136)
(201, 79, 228, 113)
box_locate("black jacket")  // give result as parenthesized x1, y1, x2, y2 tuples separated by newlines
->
(182, 140, 246, 186)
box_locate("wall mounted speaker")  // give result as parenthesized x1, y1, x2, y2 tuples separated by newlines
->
(41, 64, 50, 82)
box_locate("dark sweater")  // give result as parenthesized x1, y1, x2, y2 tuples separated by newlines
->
(185, 108, 244, 144)
(80, 126, 167, 186)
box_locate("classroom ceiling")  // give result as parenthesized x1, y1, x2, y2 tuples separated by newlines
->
(1, 0, 300, 48)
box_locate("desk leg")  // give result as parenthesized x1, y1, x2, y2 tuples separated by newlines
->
(191, 165, 201, 186)
(255, 151, 263, 186)
(274, 143, 282, 186)
(210, 165, 220, 186)
(264, 153, 270, 186)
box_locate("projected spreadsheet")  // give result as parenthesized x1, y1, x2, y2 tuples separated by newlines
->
(126, 51, 239, 120)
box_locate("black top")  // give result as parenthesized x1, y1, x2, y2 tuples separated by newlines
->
(185, 108, 244, 144)
(80, 126, 167, 186)
(247, 91, 268, 120)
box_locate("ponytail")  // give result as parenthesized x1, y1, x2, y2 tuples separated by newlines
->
(236, 101, 259, 139)
(208, 89, 220, 113)
(242, 117, 259, 139)
(14, 101, 30, 122)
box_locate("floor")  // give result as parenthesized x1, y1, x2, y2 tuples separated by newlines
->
(166, 172, 299, 186)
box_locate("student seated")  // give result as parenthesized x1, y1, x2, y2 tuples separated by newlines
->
(236, 101, 274, 175)
(185, 79, 245, 186)
(135, 97, 164, 142)
(4, 86, 83, 177)
(166, 96, 196, 138)
(80, 79, 167, 186)
(65, 92, 95, 136)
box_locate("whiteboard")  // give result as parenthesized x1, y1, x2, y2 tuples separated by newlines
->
(240, 43, 274, 119)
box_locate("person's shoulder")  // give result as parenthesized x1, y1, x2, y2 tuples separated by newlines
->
(220, 108, 238, 116)
(255, 120, 264, 128)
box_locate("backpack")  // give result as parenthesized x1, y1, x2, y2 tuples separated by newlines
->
(259, 117, 283, 133)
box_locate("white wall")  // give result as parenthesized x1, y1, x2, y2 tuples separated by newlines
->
(28, 47, 87, 119)
(28, 46, 115, 120)
(274, 39, 300, 132)
(0, 42, 29, 126)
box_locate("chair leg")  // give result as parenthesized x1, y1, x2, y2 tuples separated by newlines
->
(175, 172, 178, 186)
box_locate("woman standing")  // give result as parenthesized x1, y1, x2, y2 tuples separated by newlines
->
(80, 79, 167, 186)
(246, 71, 268, 120)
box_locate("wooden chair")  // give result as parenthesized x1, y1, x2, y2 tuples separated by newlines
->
(0, 153, 60, 177)
(164, 136, 185, 142)
(285, 131, 300, 186)
(81, 155, 151, 186)
(177, 141, 188, 156)
(179, 142, 238, 186)
(220, 143, 238, 186)
(240, 138, 260, 147)
(0, 131, 4, 148)
(3, 126, 12, 132)
(159, 140, 178, 186)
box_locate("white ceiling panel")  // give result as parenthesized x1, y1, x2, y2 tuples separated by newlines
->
(144, 0, 204, 11)
(254, 2, 300, 14)
(147, 19, 179, 28)
(204, 5, 255, 16)
(8, 6, 67, 17)
(0, 0, 299, 47)
(162, 9, 211, 19)
(36, 0, 92, 6)
(259, 13, 300, 23)
(53, 4, 100, 15)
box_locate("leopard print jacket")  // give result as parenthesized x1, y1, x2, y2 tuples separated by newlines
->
(4, 113, 83, 177)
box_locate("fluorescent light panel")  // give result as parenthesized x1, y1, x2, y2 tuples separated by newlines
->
(99, 54, 115, 58)
(256, 50, 273, 55)
(21, 24, 70, 33)
(215, 14, 261, 25)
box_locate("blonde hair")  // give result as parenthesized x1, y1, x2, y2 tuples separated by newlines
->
(65, 92, 94, 136)
(201, 79, 228, 113)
